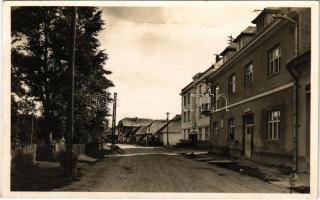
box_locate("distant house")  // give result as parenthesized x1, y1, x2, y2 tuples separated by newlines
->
(145, 120, 167, 144)
(156, 115, 182, 146)
(135, 126, 148, 144)
(118, 117, 153, 143)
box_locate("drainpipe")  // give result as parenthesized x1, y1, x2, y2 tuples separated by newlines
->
(277, 13, 299, 172)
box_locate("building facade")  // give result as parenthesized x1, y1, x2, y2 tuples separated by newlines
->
(156, 115, 182, 146)
(181, 61, 222, 148)
(180, 7, 310, 172)
(206, 7, 310, 172)
(118, 117, 153, 143)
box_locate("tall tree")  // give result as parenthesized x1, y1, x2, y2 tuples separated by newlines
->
(11, 7, 113, 143)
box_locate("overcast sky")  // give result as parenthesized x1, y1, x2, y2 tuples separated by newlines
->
(98, 6, 265, 122)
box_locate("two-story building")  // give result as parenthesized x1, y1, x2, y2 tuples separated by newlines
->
(181, 60, 222, 148)
(203, 7, 310, 172)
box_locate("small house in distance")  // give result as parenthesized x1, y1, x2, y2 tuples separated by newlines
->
(156, 115, 182, 146)
(135, 126, 148, 144)
(118, 117, 153, 143)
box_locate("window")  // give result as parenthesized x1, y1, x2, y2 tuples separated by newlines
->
(228, 74, 236, 94)
(212, 84, 219, 109)
(187, 111, 189, 122)
(267, 110, 280, 140)
(212, 122, 219, 142)
(187, 93, 191, 105)
(199, 128, 202, 141)
(187, 111, 190, 122)
(183, 95, 187, 107)
(183, 112, 186, 123)
(268, 45, 281, 76)
(228, 118, 235, 141)
(245, 63, 253, 87)
(199, 106, 202, 119)
(239, 38, 244, 49)
(213, 121, 219, 133)
(257, 15, 265, 32)
(183, 130, 186, 140)
(205, 127, 209, 140)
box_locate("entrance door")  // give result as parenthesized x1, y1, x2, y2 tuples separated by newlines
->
(243, 113, 254, 158)
(189, 133, 198, 147)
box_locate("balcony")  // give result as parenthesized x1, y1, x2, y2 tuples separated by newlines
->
(201, 103, 211, 116)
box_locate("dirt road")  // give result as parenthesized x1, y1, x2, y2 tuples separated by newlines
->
(57, 144, 289, 192)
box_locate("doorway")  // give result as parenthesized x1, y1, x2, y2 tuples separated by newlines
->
(189, 133, 198, 147)
(243, 113, 254, 158)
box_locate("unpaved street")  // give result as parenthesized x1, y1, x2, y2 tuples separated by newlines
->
(58, 144, 289, 192)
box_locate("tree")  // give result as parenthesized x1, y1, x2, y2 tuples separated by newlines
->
(11, 7, 113, 143)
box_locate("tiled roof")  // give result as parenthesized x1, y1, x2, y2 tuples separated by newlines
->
(119, 117, 153, 127)
(156, 115, 181, 134)
(252, 7, 290, 23)
(147, 120, 167, 134)
(135, 126, 148, 135)
(220, 42, 237, 56)
(234, 26, 256, 42)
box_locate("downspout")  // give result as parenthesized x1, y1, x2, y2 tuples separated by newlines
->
(286, 17, 299, 173)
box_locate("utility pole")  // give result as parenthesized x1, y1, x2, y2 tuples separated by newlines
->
(166, 112, 170, 146)
(65, 6, 77, 177)
(111, 93, 117, 148)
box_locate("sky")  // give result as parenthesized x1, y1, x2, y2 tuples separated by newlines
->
(98, 6, 265, 122)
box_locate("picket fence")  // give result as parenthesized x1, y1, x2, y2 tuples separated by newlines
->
(11, 144, 37, 168)
(11, 143, 86, 165)
(36, 143, 85, 162)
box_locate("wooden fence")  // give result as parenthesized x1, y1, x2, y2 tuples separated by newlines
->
(36, 143, 85, 162)
(11, 143, 86, 165)
(11, 144, 37, 168)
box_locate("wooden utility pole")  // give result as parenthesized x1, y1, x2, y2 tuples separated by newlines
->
(166, 112, 170, 146)
(111, 93, 117, 148)
(65, 7, 77, 177)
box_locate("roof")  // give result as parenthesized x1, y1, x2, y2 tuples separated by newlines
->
(118, 117, 153, 127)
(147, 120, 167, 134)
(220, 42, 237, 56)
(181, 58, 224, 94)
(192, 72, 203, 81)
(251, 7, 289, 24)
(156, 115, 181, 134)
(233, 26, 257, 42)
(135, 126, 148, 135)
(124, 126, 140, 137)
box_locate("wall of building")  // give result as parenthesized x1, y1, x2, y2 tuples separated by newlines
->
(181, 87, 196, 140)
(162, 132, 181, 146)
(212, 87, 294, 166)
(211, 24, 296, 107)
(181, 82, 210, 142)
(194, 82, 210, 141)
(208, 14, 303, 168)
